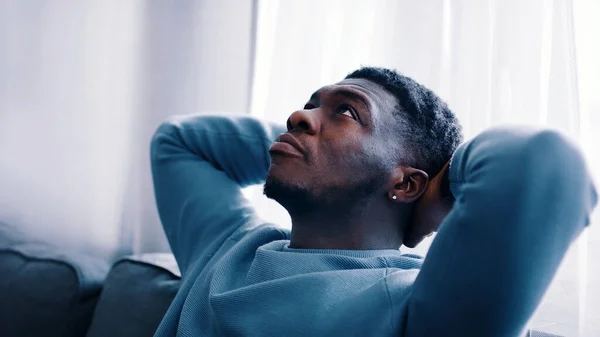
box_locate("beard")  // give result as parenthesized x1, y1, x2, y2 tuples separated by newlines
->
(263, 166, 390, 220)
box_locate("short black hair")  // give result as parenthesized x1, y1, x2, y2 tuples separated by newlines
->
(345, 66, 463, 177)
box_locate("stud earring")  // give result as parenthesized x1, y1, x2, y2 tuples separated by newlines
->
(392, 195, 397, 200)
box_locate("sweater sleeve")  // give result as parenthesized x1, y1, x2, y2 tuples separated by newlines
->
(150, 113, 287, 276)
(404, 127, 598, 337)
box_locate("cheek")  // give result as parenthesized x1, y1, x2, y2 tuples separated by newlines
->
(319, 136, 383, 185)
(320, 133, 362, 165)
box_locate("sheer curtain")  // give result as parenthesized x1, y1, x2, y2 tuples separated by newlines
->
(247, 0, 600, 335)
(0, 0, 254, 260)
(0, 0, 146, 260)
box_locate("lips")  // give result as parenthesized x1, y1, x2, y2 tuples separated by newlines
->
(268, 133, 305, 158)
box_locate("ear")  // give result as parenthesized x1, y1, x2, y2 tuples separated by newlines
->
(387, 166, 428, 203)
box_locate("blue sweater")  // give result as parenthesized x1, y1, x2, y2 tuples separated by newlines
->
(150, 113, 597, 337)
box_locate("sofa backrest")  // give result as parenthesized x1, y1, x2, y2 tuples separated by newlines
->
(0, 222, 109, 337)
(85, 253, 181, 337)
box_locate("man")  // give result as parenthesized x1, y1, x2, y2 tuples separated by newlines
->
(150, 67, 597, 336)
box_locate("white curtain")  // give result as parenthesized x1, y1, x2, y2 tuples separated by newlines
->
(247, 0, 600, 336)
(0, 0, 254, 260)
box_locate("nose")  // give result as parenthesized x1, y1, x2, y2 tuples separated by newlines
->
(286, 109, 319, 135)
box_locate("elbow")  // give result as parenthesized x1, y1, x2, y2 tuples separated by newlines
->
(150, 116, 187, 162)
(527, 130, 597, 210)
(476, 128, 590, 185)
(466, 127, 597, 218)
(151, 116, 184, 145)
(519, 130, 598, 220)
(523, 130, 587, 183)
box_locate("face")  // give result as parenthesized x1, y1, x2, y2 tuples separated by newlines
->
(264, 78, 402, 211)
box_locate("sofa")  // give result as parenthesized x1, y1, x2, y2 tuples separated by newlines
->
(0, 222, 180, 337)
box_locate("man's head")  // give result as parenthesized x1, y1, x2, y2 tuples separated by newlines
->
(264, 66, 463, 248)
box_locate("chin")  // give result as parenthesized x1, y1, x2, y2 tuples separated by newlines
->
(263, 172, 314, 212)
(263, 172, 297, 201)
(265, 160, 304, 191)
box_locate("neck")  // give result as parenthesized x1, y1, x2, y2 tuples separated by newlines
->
(287, 199, 407, 250)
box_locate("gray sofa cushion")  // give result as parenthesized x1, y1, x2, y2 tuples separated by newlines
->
(86, 253, 181, 337)
(0, 223, 109, 337)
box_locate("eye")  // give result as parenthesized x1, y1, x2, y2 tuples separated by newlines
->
(336, 105, 356, 120)
(303, 103, 316, 110)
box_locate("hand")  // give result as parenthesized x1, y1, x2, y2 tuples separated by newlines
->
(403, 161, 454, 248)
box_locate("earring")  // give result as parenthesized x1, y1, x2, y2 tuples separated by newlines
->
(392, 195, 397, 200)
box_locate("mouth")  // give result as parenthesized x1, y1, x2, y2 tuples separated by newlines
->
(268, 133, 305, 158)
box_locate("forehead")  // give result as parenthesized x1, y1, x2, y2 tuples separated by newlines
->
(313, 78, 397, 123)
(338, 78, 396, 106)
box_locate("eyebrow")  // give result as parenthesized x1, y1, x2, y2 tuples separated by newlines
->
(309, 86, 372, 111)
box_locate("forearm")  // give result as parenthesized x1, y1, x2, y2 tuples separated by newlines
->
(152, 113, 286, 187)
(405, 127, 598, 336)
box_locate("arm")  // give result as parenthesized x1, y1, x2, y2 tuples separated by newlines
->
(150, 113, 286, 276)
(404, 128, 598, 336)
